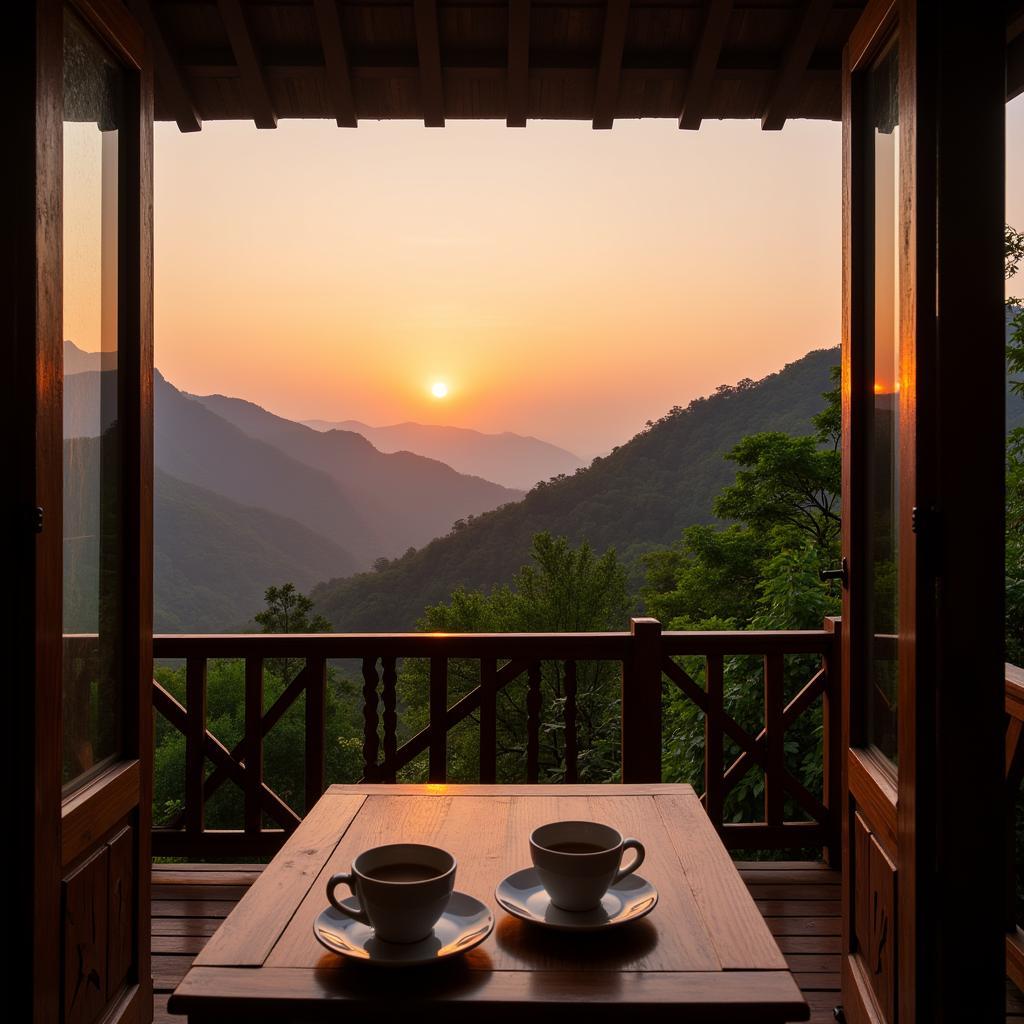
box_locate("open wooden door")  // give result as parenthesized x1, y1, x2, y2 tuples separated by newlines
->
(840, 2, 1006, 1022)
(5, 1, 153, 1021)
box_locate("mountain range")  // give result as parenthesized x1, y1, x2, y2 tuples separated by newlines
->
(311, 348, 846, 632)
(64, 342, 524, 629)
(302, 418, 584, 491)
(64, 331, 1024, 633)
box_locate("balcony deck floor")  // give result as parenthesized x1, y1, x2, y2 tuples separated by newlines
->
(151, 860, 1022, 1022)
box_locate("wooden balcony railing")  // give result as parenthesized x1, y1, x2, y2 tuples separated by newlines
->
(150, 617, 842, 860)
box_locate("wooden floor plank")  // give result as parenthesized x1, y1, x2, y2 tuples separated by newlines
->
(151, 898, 237, 918)
(756, 899, 840, 917)
(765, 916, 842, 936)
(154, 993, 174, 1024)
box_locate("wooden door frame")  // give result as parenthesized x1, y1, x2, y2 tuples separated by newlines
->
(4, 1, 153, 1020)
(842, 1, 1006, 1021)
(3, 2, 64, 1019)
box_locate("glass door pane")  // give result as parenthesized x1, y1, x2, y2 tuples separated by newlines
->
(62, 7, 125, 788)
(864, 38, 900, 764)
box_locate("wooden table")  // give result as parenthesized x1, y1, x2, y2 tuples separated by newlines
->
(169, 784, 809, 1022)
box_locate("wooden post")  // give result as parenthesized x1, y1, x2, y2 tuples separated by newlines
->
(184, 657, 207, 837)
(704, 653, 724, 832)
(360, 657, 379, 782)
(304, 656, 327, 811)
(381, 656, 398, 783)
(429, 656, 447, 782)
(244, 657, 264, 836)
(763, 652, 784, 827)
(479, 657, 497, 784)
(822, 616, 842, 868)
(621, 617, 662, 783)
(526, 661, 542, 782)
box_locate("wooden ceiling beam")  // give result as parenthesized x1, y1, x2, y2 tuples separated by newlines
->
(1010, 33, 1024, 103)
(507, 0, 531, 128)
(128, 0, 201, 132)
(216, 0, 277, 129)
(593, 0, 630, 129)
(760, 0, 831, 131)
(414, 0, 445, 127)
(313, 0, 357, 127)
(678, 0, 732, 130)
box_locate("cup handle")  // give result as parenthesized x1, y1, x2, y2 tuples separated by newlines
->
(613, 838, 645, 885)
(327, 872, 371, 927)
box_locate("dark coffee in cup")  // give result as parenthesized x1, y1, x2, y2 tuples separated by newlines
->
(364, 862, 441, 883)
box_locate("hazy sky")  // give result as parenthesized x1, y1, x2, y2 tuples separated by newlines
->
(146, 98, 1024, 456)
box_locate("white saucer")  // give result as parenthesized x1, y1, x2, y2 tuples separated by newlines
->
(313, 891, 494, 966)
(495, 867, 658, 932)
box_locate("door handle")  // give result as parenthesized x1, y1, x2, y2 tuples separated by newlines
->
(819, 557, 848, 587)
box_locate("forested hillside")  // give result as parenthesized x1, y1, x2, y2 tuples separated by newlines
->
(153, 470, 357, 631)
(312, 347, 844, 631)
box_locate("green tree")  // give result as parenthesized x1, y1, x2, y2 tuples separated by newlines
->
(713, 370, 841, 552)
(254, 582, 332, 681)
(397, 533, 630, 783)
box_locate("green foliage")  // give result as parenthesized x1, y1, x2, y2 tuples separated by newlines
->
(397, 534, 630, 783)
(644, 373, 841, 832)
(255, 582, 333, 633)
(713, 369, 840, 551)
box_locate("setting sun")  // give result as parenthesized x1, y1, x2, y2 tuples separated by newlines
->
(431, 381, 449, 398)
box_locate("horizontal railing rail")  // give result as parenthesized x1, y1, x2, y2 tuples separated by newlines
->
(149, 617, 841, 860)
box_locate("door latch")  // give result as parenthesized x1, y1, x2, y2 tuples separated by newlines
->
(819, 557, 848, 587)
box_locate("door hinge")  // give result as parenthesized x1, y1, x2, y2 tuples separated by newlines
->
(32, 506, 43, 534)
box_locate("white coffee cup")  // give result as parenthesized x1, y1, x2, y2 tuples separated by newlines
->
(327, 843, 456, 943)
(530, 820, 645, 912)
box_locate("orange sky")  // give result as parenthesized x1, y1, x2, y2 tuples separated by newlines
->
(141, 99, 1023, 455)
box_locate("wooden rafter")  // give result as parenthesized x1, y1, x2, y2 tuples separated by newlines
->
(760, 0, 832, 131)
(507, 0, 531, 128)
(128, 0, 201, 132)
(1011, 32, 1024, 103)
(592, 0, 630, 130)
(313, 0, 357, 128)
(678, 0, 732, 130)
(216, 0, 277, 129)
(414, 0, 445, 127)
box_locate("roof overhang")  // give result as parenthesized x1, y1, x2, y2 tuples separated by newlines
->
(130, 1, 1024, 133)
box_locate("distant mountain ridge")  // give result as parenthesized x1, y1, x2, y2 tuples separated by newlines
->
(303, 418, 585, 491)
(189, 392, 523, 555)
(312, 348, 848, 632)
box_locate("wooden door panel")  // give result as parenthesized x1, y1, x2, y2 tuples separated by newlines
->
(63, 847, 110, 1024)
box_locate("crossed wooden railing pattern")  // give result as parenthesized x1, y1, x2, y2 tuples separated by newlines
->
(150, 618, 841, 859)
